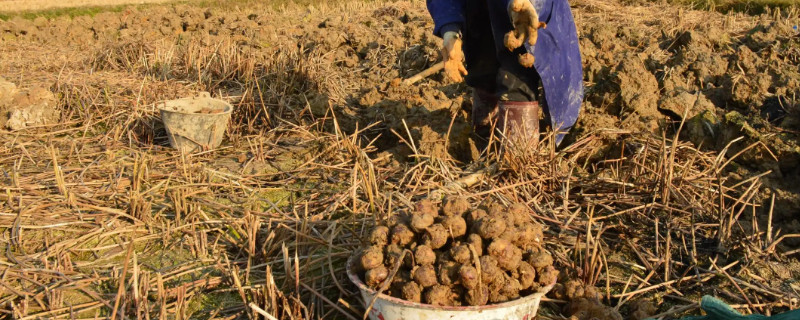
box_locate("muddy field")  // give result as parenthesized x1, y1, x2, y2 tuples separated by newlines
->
(1, 0, 799, 319)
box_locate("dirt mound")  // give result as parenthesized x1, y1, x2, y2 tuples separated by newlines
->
(0, 77, 58, 130)
(355, 197, 558, 306)
(571, 2, 800, 235)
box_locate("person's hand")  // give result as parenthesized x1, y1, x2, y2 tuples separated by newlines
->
(442, 31, 468, 82)
(504, 0, 546, 67)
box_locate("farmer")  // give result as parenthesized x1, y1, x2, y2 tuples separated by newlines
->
(427, 0, 583, 147)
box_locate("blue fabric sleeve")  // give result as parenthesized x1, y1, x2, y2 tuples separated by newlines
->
(440, 23, 462, 35)
(426, 0, 467, 37)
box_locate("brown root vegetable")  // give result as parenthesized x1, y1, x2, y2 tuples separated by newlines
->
(442, 196, 470, 216)
(385, 214, 405, 228)
(500, 277, 522, 299)
(488, 239, 522, 271)
(479, 255, 498, 268)
(564, 297, 623, 320)
(423, 223, 448, 249)
(467, 234, 483, 256)
(450, 244, 472, 264)
(410, 212, 435, 232)
(414, 199, 439, 217)
(412, 265, 438, 287)
(414, 245, 436, 266)
(465, 286, 489, 306)
(401, 282, 422, 303)
(485, 201, 505, 217)
(476, 217, 506, 239)
(466, 208, 488, 226)
(489, 291, 509, 304)
(360, 246, 384, 270)
(518, 53, 535, 68)
(480, 258, 505, 285)
(391, 223, 415, 246)
(508, 203, 529, 223)
(551, 282, 566, 299)
(459, 265, 479, 289)
(528, 251, 553, 270)
(538, 265, 559, 286)
(499, 226, 520, 243)
(565, 280, 585, 300)
(442, 215, 467, 238)
(517, 261, 536, 289)
(438, 260, 460, 286)
(425, 285, 455, 306)
(369, 226, 389, 245)
(584, 285, 602, 301)
(365, 266, 389, 287)
(515, 223, 543, 248)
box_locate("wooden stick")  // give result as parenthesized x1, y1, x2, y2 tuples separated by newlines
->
(249, 303, 279, 320)
(401, 62, 444, 85)
(110, 242, 134, 320)
(647, 303, 699, 319)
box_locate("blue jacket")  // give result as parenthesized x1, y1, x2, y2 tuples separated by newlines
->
(427, 0, 584, 137)
(426, 0, 466, 37)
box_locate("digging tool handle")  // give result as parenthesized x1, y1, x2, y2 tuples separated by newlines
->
(402, 62, 445, 85)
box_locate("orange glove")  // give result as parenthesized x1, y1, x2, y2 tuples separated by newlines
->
(504, 0, 547, 68)
(442, 31, 468, 82)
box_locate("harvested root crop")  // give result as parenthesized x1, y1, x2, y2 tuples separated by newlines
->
(355, 197, 558, 306)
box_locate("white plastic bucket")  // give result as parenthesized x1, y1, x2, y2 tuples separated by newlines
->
(346, 256, 555, 320)
(157, 93, 233, 153)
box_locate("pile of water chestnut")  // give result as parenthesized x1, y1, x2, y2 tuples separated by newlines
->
(355, 197, 558, 306)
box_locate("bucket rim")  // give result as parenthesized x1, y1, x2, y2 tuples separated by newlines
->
(346, 254, 555, 312)
(156, 96, 234, 115)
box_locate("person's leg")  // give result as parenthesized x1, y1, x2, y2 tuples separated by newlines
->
(478, 1, 542, 147)
(463, 0, 500, 141)
(485, 0, 541, 102)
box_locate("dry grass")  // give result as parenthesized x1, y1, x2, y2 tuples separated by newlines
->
(647, 0, 798, 13)
(0, 0, 177, 12)
(0, 0, 799, 319)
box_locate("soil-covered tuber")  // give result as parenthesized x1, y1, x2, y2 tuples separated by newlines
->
(424, 223, 448, 249)
(459, 265, 479, 289)
(356, 199, 559, 307)
(411, 212, 435, 232)
(476, 217, 506, 239)
(365, 266, 389, 287)
(425, 285, 456, 306)
(442, 196, 470, 216)
(442, 215, 467, 238)
(412, 265, 438, 287)
(401, 282, 422, 303)
(391, 223, 415, 246)
(415, 244, 436, 266)
(369, 226, 389, 245)
(360, 246, 384, 270)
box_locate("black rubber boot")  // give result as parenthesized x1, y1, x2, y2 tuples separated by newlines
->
(471, 88, 499, 143)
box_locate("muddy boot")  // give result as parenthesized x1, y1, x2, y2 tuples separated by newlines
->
(471, 88, 499, 144)
(497, 100, 540, 149)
